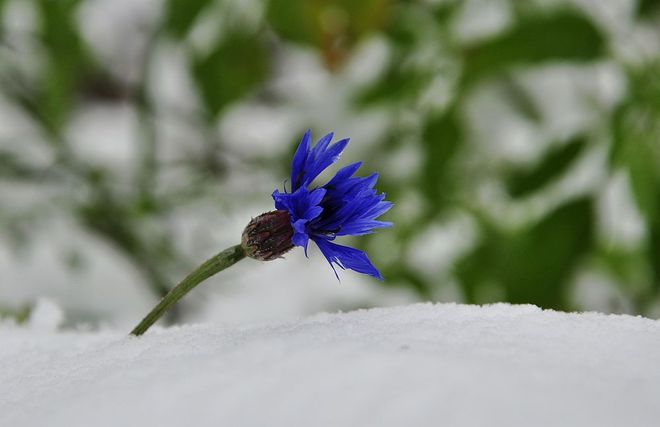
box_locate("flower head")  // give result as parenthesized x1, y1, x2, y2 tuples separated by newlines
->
(272, 130, 393, 280)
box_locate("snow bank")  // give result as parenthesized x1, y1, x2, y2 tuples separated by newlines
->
(1, 303, 658, 427)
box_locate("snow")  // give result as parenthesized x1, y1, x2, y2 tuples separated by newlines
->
(1, 303, 658, 427)
(25, 298, 64, 332)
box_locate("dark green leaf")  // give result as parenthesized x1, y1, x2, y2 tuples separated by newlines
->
(505, 197, 593, 307)
(500, 77, 543, 122)
(420, 109, 463, 212)
(461, 9, 605, 88)
(164, 0, 212, 38)
(609, 65, 660, 222)
(636, 0, 660, 18)
(611, 66, 660, 300)
(0, 0, 6, 27)
(355, 62, 428, 106)
(432, 2, 459, 26)
(266, 0, 389, 47)
(505, 136, 587, 198)
(622, 135, 658, 223)
(457, 198, 593, 309)
(647, 226, 660, 295)
(266, 0, 322, 46)
(191, 31, 268, 117)
(35, 0, 92, 133)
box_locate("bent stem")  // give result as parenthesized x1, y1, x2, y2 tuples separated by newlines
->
(130, 244, 246, 336)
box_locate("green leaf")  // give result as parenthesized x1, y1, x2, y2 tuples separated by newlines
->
(505, 197, 593, 307)
(457, 198, 594, 309)
(636, 0, 660, 18)
(0, 0, 6, 25)
(622, 136, 658, 223)
(266, 0, 321, 46)
(0, 304, 31, 324)
(610, 65, 660, 299)
(648, 224, 660, 294)
(191, 31, 268, 117)
(461, 9, 605, 88)
(505, 136, 586, 198)
(0, 150, 46, 181)
(35, 0, 92, 133)
(500, 77, 543, 122)
(596, 247, 649, 295)
(267, 0, 389, 47)
(420, 109, 463, 213)
(609, 65, 660, 222)
(164, 0, 212, 38)
(355, 62, 428, 106)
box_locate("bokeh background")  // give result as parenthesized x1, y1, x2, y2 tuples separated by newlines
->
(2, 0, 660, 329)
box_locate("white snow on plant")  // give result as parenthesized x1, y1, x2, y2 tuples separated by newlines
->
(1, 303, 658, 427)
(25, 298, 64, 332)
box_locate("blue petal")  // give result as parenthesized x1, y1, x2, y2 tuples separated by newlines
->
(303, 205, 323, 220)
(336, 220, 393, 236)
(307, 187, 327, 207)
(325, 161, 362, 189)
(313, 170, 392, 236)
(289, 131, 351, 191)
(310, 132, 334, 160)
(291, 219, 310, 253)
(272, 189, 289, 211)
(302, 138, 350, 188)
(273, 187, 325, 222)
(291, 130, 312, 191)
(313, 238, 384, 280)
(362, 200, 393, 219)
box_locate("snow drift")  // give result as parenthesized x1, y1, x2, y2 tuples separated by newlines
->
(1, 303, 658, 427)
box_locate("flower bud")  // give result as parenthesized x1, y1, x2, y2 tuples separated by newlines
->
(241, 210, 294, 261)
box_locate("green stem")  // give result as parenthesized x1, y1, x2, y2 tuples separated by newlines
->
(130, 244, 246, 336)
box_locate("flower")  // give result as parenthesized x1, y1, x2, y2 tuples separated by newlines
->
(134, 131, 392, 335)
(271, 130, 393, 280)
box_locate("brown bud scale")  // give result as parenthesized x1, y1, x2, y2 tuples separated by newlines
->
(241, 210, 294, 261)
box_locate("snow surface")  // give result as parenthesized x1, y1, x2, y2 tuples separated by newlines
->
(1, 303, 659, 427)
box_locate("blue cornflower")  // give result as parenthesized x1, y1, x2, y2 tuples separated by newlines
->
(271, 130, 393, 280)
(132, 131, 393, 335)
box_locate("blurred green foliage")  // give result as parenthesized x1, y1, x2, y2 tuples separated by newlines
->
(458, 197, 593, 309)
(1, 0, 660, 321)
(505, 136, 586, 198)
(460, 11, 605, 88)
(191, 31, 269, 117)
